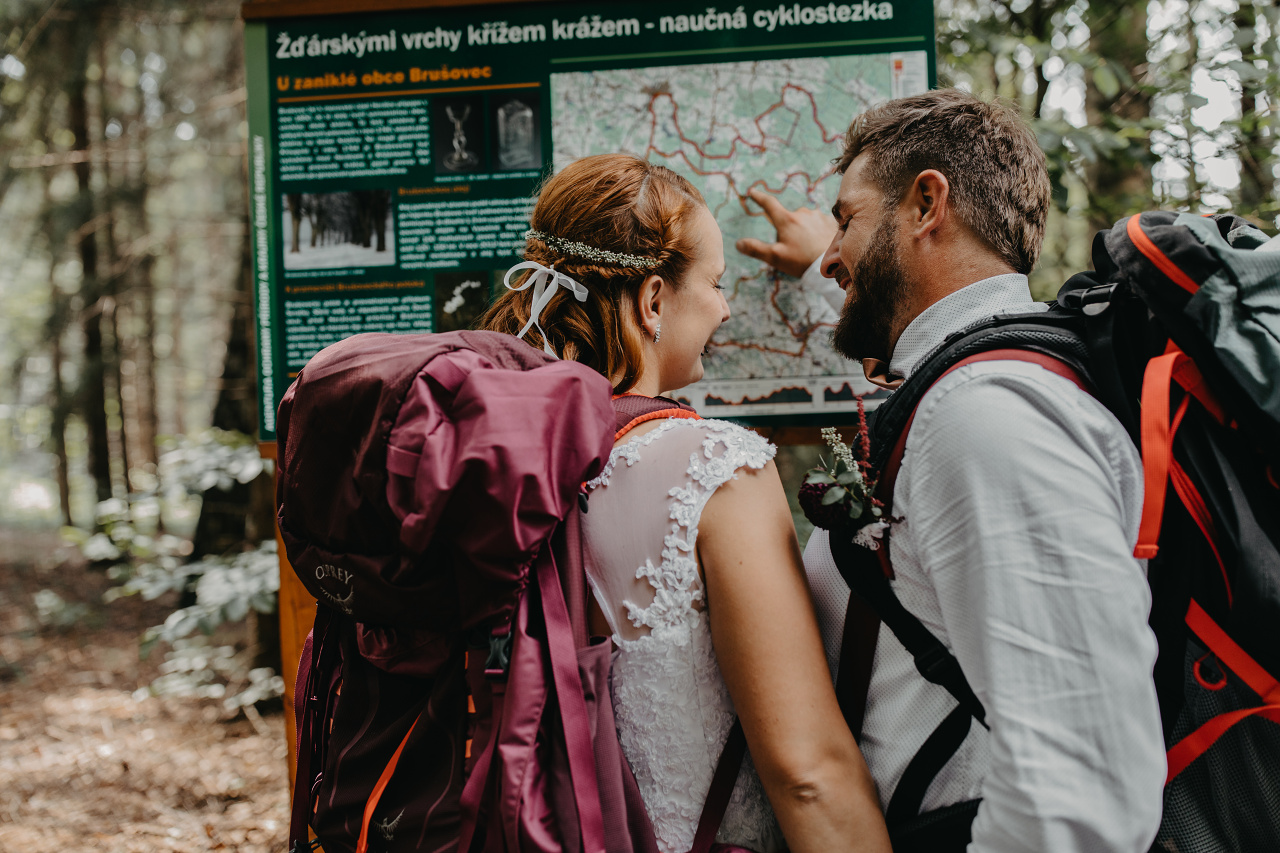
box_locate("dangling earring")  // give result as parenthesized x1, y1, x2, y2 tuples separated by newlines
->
(653, 323, 662, 343)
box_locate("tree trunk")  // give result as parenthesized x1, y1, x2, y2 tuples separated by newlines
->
(373, 191, 388, 252)
(190, 215, 278, 670)
(192, 217, 269, 553)
(1181, 5, 1203, 209)
(67, 27, 112, 504)
(49, 269, 73, 526)
(1234, 0, 1270, 222)
(106, 298, 132, 492)
(137, 253, 160, 468)
(1084, 0, 1153, 235)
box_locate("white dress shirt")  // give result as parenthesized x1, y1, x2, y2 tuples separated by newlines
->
(803, 273, 1166, 852)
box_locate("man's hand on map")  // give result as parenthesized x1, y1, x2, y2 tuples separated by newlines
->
(735, 187, 838, 278)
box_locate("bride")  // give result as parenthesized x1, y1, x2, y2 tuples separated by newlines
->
(480, 154, 889, 853)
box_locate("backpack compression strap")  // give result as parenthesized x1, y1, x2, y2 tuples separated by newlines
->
(831, 347, 1091, 829)
(1167, 599, 1280, 783)
(1132, 341, 1234, 563)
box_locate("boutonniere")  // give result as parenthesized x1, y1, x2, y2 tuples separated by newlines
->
(798, 399, 890, 548)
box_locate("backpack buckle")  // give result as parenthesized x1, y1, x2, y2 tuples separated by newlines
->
(913, 642, 961, 686)
(1063, 283, 1117, 315)
(484, 627, 513, 681)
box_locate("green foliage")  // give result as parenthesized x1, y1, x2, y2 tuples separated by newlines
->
(158, 429, 270, 494)
(58, 427, 282, 708)
(142, 637, 285, 714)
(939, 0, 1278, 299)
(131, 541, 279, 658)
(32, 588, 90, 631)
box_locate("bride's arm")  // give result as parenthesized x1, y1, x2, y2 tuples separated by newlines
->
(697, 459, 890, 853)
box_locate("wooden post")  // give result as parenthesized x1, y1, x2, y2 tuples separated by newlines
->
(263, 441, 317, 787)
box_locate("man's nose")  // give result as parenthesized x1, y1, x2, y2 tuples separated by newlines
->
(820, 235, 842, 281)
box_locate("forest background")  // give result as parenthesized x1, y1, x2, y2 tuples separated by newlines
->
(0, 0, 1276, 843)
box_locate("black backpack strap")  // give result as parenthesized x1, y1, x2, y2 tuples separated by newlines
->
(888, 798, 982, 853)
(829, 531, 987, 728)
(886, 705, 976, 825)
(828, 341, 1096, 829)
(834, 587, 881, 738)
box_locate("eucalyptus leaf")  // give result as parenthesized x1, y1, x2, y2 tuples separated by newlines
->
(225, 597, 249, 623)
(836, 470, 861, 486)
(1094, 65, 1120, 99)
(847, 499, 864, 519)
(821, 486, 848, 506)
(806, 471, 837, 486)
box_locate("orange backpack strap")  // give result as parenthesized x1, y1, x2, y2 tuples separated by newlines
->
(1165, 599, 1280, 783)
(611, 393, 701, 441)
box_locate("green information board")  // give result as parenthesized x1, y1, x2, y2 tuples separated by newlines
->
(244, 0, 935, 440)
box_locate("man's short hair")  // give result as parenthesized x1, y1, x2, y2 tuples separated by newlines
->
(836, 89, 1051, 275)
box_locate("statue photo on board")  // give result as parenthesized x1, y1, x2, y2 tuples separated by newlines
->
(443, 104, 480, 172)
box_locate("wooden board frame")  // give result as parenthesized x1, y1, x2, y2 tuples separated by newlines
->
(243, 0, 554, 20)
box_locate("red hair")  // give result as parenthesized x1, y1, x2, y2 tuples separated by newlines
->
(479, 154, 704, 393)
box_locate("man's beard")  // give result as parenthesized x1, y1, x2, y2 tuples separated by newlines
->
(830, 217, 910, 363)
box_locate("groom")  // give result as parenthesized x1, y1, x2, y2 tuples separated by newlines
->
(738, 89, 1166, 852)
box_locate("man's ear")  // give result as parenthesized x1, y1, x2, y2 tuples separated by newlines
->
(906, 169, 950, 239)
(635, 274, 666, 340)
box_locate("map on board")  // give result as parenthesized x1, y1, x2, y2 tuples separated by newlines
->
(551, 52, 928, 417)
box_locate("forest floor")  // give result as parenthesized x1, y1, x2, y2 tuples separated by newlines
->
(0, 526, 289, 853)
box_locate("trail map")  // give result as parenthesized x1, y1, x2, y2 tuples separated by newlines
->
(246, 0, 935, 437)
(552, 52, 928, 416)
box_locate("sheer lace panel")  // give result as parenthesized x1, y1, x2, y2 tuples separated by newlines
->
(581, 418, 784, 853)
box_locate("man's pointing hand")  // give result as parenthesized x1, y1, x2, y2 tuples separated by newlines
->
(735, 187, 837, 278)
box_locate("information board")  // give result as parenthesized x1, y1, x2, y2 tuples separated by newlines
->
(244, 0, 935, 439)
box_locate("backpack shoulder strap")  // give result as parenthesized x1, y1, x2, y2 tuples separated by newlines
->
(831, 344, 1092, 827)
(612, 393, 701, 441)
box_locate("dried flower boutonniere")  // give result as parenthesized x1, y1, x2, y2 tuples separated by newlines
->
(797, 399, 891, 548)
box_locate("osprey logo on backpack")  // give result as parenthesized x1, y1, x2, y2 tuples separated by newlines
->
(313, 564, 355, 614)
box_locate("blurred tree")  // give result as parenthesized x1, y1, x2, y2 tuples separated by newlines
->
(1, 0, 1278, 691)
(1230, 0, 1279, 226)
(1082, 0, 1156, 234)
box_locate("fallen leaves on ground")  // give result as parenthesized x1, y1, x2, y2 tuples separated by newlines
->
(0, 527, 289, 853)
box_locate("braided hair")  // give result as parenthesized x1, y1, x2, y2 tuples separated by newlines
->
(478, 154, 704, 393)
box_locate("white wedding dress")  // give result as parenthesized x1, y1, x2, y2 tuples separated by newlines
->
(580, 418, 786, 853)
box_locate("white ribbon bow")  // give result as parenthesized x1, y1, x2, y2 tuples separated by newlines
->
(503, 261, 589, 357)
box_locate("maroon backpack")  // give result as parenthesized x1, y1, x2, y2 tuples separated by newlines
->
(279, 332, 749, 853)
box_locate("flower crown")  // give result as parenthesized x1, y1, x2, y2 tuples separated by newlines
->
(524, 229, 660, 269)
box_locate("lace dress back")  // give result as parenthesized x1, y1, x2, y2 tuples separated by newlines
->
(581, 418, 785, 853)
